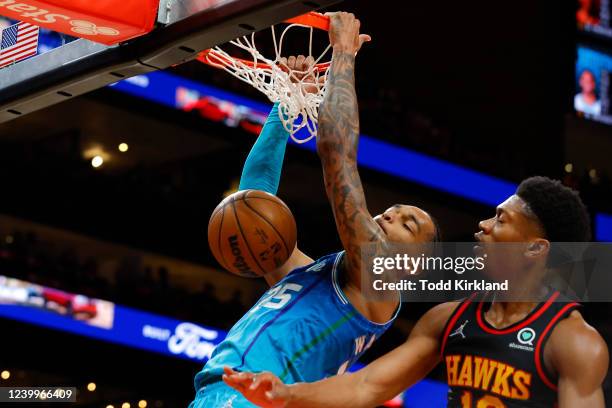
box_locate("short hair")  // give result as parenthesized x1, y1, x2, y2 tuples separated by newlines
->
(516, 176, 591, 242)
(429, 214, 442, 243)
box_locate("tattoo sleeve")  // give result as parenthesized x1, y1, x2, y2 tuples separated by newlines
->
(317, 50, 389, 286)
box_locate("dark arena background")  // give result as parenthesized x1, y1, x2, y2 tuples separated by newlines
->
(0, 0, 611, 407)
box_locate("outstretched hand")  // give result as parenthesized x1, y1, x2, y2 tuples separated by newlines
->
(222, 366, 291, 408)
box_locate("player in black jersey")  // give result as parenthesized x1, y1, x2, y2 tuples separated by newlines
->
(223, 174, 609, 408)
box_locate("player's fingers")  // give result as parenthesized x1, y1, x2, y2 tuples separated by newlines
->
(249, 373, 261, 390)
(249, 377, 261, 391)
(296, 55, 306, 72)
(305, 56, 315, 70)
(357, 34, 372, 52)
(287, 55, 296, 70)
(223, 366, 237, 376)
(360, 34, 372, 43)
(278, 57, 289, 73)
(222, 374, 242, 390)
(249, 372, 270, 390)
(238, 371, 255, 382)
(326, 12, 341, 26)
(222, 372, 242, 385)
(225, 371, 254, 388)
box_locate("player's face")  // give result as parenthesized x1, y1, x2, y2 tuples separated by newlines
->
(475, 195, 544, 244)
(373, 205, 436, 243)
(475, 195, 547, 279)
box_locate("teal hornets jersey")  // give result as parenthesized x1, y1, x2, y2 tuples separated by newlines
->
(194, 252, 399, 389)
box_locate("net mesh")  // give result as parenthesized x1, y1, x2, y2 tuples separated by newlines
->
(199, 22, 331, 143)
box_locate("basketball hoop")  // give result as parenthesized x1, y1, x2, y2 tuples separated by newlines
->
(197, 12, 331, 143)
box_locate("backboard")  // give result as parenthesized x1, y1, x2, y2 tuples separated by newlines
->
(0, 0, 341, 123)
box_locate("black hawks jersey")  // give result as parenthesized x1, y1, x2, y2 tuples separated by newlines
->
(440, 290, 580, 408)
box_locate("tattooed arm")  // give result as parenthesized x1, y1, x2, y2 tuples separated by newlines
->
(317, 13, 394, 319)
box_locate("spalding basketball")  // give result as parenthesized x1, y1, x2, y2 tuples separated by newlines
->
(208, 190, 297, 277)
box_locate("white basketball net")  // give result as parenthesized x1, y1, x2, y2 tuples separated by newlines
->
(200, 23, 332, 143)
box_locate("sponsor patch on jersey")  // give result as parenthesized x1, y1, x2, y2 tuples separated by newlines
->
(509, 328, 536, 352)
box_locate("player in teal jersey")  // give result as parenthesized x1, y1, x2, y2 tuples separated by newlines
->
(189, 25, 441, 408)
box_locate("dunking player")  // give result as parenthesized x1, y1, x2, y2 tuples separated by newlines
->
(188, 18, 441, 408)
(223, 13, 609, 408)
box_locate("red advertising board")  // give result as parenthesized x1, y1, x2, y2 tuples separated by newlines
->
(0, 0, 158, 45)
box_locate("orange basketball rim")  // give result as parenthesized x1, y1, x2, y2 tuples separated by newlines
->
(197, 12, 331, 73)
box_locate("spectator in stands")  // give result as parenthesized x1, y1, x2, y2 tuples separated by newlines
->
(575, 69, 602, 116)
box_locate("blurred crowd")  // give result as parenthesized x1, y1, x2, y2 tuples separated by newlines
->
(0, 230, 247, 330)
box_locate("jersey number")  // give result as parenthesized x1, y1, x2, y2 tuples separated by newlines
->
(253, 283, 303, 312)
(461, 391, 506, 408)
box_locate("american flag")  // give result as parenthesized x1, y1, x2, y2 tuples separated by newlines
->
(0, 21, 39, 69)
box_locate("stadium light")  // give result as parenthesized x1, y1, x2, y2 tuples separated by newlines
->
(87, 382, 96, 392)
(138, 401, 147, 408)
(1, 371, 9, 380)
(118, 143, 129, 153)
(91, 156, 104, 168)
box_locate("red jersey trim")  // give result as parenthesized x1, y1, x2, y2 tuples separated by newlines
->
(476, 291, 560, 335)
(440, 293, 477, 359)
(534, 302, 581, 392)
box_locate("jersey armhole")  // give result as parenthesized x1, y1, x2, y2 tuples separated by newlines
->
(534, 302, 582, 392)
(331, 252, 350, 305)
(331, 252, 402, 326)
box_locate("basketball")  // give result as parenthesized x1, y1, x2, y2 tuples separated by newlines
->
(208, 190, 297, 277)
